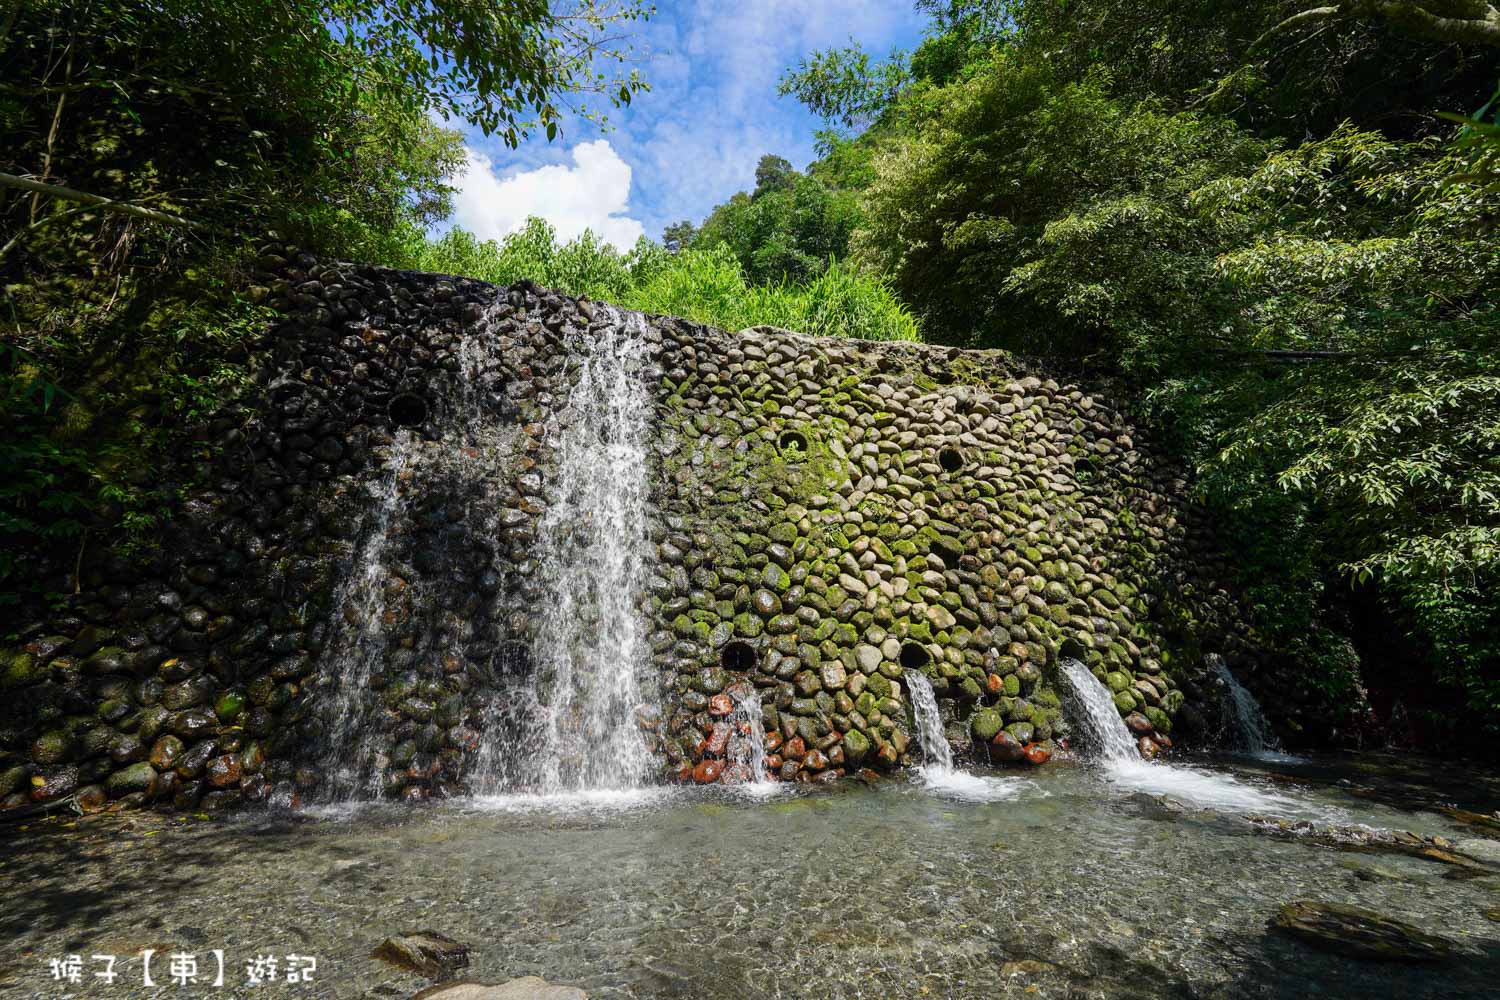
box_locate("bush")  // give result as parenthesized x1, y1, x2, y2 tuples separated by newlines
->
(415, 222, 922, 342)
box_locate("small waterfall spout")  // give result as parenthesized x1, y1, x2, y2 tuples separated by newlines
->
(1208, 654, 1281, 754)
(524, 305, 658, 793)
(906, 671, 954, 776)
(723, 685, 772, 788)
(1061, 657, 1310, 815)
(1058, 658, 1139, 762)
(908, 670, 1025, 801)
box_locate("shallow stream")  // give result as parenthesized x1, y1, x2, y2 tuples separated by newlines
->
(4, 753, 1500, 999)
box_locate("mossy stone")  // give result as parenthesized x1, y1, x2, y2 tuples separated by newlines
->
(1, 649, 43, 689)
(31, 728, 73, 765)
(760, 564, 792, 592)
(0, 765, 27, 797)
(105, 762, 157, 798)
(1004, 721, 1034, 744)
(214, 692, 245, 723)
(768, 523, 798, 544)
(842, 729, 870, 764)
(971, 709, 1003, 742)
(695, 667, 729, 694)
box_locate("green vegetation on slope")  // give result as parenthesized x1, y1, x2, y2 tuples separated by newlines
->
(415, 219, 919, 341)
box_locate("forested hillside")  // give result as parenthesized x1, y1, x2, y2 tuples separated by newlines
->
(3, 1, 1498, 748)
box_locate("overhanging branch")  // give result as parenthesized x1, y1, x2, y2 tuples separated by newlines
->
(0, 171, 209, 232)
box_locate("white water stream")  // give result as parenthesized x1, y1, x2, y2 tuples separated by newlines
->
(1208, 653, 1287, 758)
(1059, 658, 1314, 817)
(320, 433, 414, 799)
(907, 670, 1024, 802)
(523, 306, 658, 793)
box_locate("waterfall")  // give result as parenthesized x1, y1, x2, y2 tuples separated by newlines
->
(725, 685, 772, 789)
(523, 306, 658, 792)
(319, 433, 415, 799)
(1208, 654, 1281, 753)
(1060, 657, 1313, 814)
(908, 670, 1024, 801)
(906, 671, 954, 775)
(1058, 658, 1139, 763)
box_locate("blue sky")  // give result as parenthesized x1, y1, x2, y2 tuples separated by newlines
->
(446, 0, 928, 250)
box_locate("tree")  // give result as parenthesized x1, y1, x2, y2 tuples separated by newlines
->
(777, 43, 912, 129)
(753, 155, 797, 198)
(661, 220, 696, 253)
(696, 167, 862, 286)
(1254, 2, 1500, 50)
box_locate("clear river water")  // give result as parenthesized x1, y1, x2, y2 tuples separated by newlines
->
(4, 751, 1500, 999)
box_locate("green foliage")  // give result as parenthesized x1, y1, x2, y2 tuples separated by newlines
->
(1006, 0, 1496, 141)
(1441, 82, 1500, 193)
(694, 161, 863, 286)
(778, 44, 912, 129)
(624, 245, 920, 342)
(854, 64, 1266, 357)
(413, 223, 919, 343)
(414, 219, 646, 302)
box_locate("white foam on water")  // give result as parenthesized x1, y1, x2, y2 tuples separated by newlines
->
(466, 786, 672, 815)
(1061, 656, 1327, 819)
(1104, 759, 1322, 818)
(920, 767, 1032, 803)
(723, 779, 786, 800)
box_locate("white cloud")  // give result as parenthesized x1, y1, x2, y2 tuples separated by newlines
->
(450, 140, 645, 250)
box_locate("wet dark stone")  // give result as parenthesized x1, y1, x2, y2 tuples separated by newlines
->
(206, 754, 243, 788)
(175, 740, 219, 779)
(1271, 901, 1463, 962)
(990, 731, 1025, 763)
(169, 710, 217, 739)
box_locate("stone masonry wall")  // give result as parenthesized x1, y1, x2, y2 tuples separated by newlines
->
(0, 247, 1261, 813)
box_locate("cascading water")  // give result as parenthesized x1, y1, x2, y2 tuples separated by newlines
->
(1207, 654, 1281, 754)
(318, 433, 415, 799)
(724, 685, 774, 792)
(520, 305, 658, 793)
(908, 670, 1023, 801)
(1058, 658, 1139, 762)
(1059, 657, 1310, 816)
(906, 671, 955, 775)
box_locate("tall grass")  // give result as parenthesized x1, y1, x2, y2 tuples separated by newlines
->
(412, 219, 921, 342)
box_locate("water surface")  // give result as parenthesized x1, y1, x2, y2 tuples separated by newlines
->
(3, 754, 1500, 999)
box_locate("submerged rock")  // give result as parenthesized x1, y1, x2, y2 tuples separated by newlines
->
(1270, 901, 1462, 962)
(372, 931, 470, 980)
(412, 977, 587, 1000)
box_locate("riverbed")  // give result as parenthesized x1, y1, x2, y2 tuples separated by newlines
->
(3, 752, 1499, 999)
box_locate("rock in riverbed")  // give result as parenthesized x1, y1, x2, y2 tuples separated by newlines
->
(1270, 901, 1462, 962)
(372, 931, 470, 979)
(412, 977, 588, 999)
